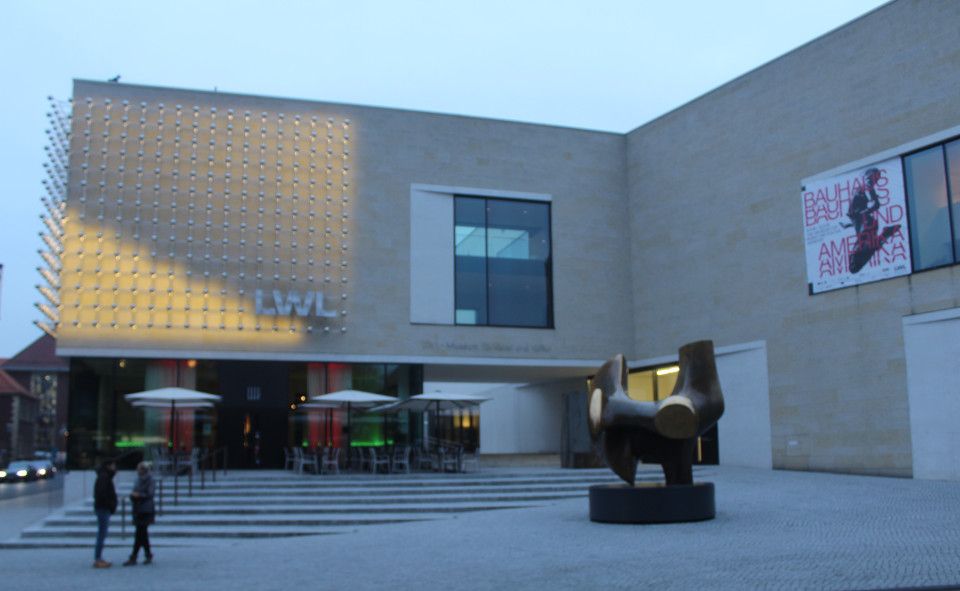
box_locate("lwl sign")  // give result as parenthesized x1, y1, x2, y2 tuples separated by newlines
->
(254, 289, 337, 318)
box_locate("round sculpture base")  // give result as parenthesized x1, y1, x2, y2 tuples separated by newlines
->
(589, 482, 715, 524)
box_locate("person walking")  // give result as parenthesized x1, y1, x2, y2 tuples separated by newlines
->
(93, 460, 118, 568)
(123, 461, 155, 566)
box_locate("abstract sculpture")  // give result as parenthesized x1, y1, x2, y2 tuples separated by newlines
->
(588, 340, 724, 523)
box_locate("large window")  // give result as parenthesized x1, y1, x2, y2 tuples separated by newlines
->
(454, 196, 553, 328)
(905, 139, 960, 271)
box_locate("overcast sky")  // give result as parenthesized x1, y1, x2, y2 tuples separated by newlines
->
(0, 0, 888, 357)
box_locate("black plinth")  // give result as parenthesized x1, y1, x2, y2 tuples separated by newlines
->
(589, 482, 715, 524)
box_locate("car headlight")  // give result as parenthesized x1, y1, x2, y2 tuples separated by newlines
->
(16, 470, 28, 477)
(37, 469, 47, 476)
(0, 471, 6, 478)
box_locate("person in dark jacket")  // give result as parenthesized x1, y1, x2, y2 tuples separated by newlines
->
(123, 461, 155, 566)
(93, 460, 118, 568)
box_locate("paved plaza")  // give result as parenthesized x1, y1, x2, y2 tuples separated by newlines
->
(1, 466, 959, 591)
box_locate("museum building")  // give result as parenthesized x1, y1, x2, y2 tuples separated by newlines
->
(34, 0, 960, 477)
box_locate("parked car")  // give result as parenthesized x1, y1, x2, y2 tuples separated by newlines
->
(0, 459, 55, 482)
(0, 461, 39, 483)
(30, 459, 57, 479)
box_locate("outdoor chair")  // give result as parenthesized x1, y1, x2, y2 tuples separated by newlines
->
(414, 447, 436, 472)
(321, 447, 340, 474)
(369, 447, 391, 474)
(439, 446, 462, 472)
(391, 446, 411, 474)
(299, 447, 319, 475)
(350, 447, 370, 472)
(184, 448, 201, 475)
(148, 446, 174, 476)
(283, 447, 296, 471)
(461, 447, 480, 473)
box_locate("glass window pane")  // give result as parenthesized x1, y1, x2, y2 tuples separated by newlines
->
(455, 197, 487, 324)
(905, 146, 953, 270)
(455, 197, 486, 257)
(486, 200, 551, 327)
(486, 200, 551, 260)
(655, 367, 679, 401)
(627, 370, 655, 402)
(946, 140, 960, 261)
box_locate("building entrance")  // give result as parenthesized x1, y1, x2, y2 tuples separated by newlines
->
(217, 361, 290, 469)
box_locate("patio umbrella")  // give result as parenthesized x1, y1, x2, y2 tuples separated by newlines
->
(125, 387, 222, 452)
(371, 392, 489, 449)
(309, 390, 396, 449)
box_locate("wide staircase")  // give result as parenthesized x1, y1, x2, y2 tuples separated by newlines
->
(2, 467, 652, 548)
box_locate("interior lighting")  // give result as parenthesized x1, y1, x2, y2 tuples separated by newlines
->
(656, 366, 680, 376)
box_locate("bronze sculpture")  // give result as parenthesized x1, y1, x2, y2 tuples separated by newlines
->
(588, 340, 724, 522)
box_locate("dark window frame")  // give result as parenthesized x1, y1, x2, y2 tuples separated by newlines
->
(902, 134, 960, 274)
(453, 194, 555, 329)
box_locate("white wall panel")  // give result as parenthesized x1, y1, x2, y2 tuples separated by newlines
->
(715, 343, 773, 469)
(409, 187, 454, 324)
(904, 308, 960, 480)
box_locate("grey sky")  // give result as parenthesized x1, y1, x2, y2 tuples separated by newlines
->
(0, 0, 887, 356)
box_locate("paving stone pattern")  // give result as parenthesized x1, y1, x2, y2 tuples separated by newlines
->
(0, 466, 959, 591)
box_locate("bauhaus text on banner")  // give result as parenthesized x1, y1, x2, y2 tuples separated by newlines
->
(802, 158, 911, 294)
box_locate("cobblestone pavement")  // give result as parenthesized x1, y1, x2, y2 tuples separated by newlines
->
(1, 466, 959, 591)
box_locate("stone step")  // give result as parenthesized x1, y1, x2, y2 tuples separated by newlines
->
(12, 467, 699, 549)
(114, 492, 586, 506)
(65, 501, 542, 516)
(131, 484, 612, 498)
(22, 524, 370, 539)
(0, 538, 194, 550)
(42, 513, 441, 528)
(182, 476, 624, 490)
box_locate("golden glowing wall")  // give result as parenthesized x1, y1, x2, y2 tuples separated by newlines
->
(55, 89, 354, 351)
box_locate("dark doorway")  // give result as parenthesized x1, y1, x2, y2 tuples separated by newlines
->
(217, 361, 290, 469)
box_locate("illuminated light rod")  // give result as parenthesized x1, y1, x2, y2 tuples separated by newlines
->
(39, 250, 61, 271)
(254, 289, 337, 318)
(34, 320, 57, 338)
(41, 213, 62, 238)
(35, 302, 59, 324)
(36, 284, 60, 307)
(37, 266, 60, 289)
(39, 232, 62, 254)
(41, 197, 65, 221)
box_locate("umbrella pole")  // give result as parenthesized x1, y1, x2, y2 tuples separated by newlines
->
(435, 400, 440, 452)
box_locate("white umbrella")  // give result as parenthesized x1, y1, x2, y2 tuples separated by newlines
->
(131, 400, 214, 409)
(125, 388, 222, 451)
(310, 390, 397, 450)
(371, 392, 489, 450)
(371, 392, 490, 414)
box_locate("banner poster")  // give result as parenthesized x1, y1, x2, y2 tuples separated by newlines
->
(802, 158, 911, 294)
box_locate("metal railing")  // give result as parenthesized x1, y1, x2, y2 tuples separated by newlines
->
(199, 447, 228, 490)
